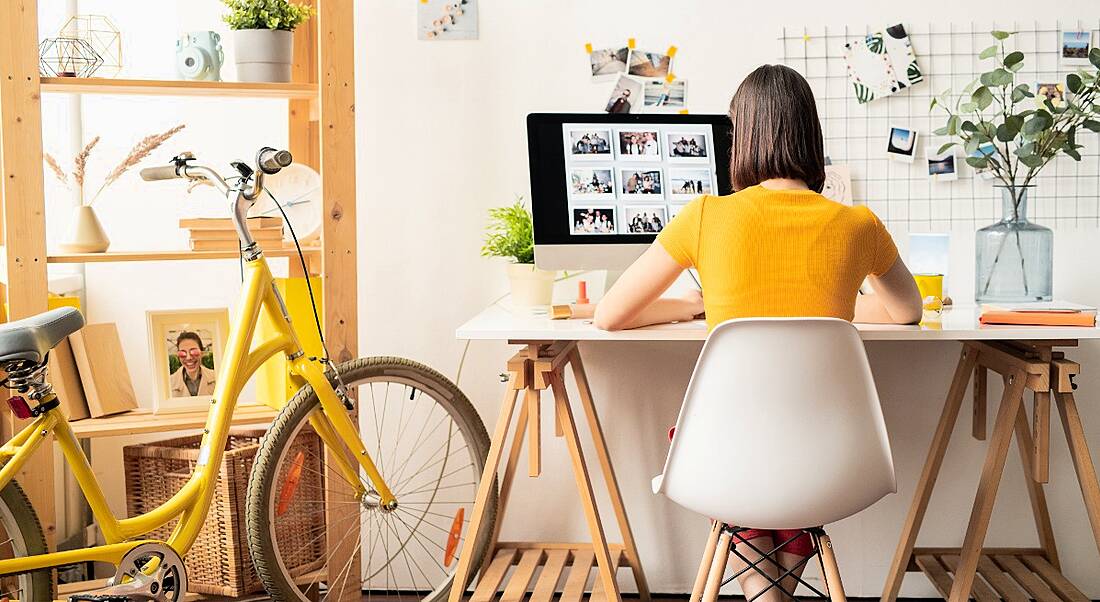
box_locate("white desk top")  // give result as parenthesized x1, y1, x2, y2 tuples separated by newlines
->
(456, 303, 1100, 342)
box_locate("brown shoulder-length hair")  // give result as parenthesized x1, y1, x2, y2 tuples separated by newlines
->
(728, 64, 825, 193)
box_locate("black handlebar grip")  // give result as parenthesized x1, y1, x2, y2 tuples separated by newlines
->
(258, 148, 293, 174)
(139, 165, 181, 181)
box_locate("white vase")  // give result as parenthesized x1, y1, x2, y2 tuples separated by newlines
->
(232, 29, 294, 82)
(59, 205, 110, 253)
(506, 263, 556, 308)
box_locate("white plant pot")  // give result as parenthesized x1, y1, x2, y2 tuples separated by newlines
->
(59, 205, 110, 253)
(506, 263, 556, 308)
(232, 29, 294, 82)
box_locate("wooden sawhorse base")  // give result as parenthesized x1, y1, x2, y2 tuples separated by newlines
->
(882, 340, 1100, 602)
(449, 341, 650, 602)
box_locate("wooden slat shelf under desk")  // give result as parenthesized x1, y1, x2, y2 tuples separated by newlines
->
(45, 247, 321, 264)
(69, 405, 277, 439)
(40, 77, 318, 100)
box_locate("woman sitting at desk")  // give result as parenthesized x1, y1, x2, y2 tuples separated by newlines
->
(592, 64, 922, 599)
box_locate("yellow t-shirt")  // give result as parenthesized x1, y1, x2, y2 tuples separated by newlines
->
(658, 186, 899, 329)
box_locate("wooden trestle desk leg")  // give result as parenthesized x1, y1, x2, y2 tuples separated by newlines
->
(882, 346, 977, 601)
(884, 341, 1100, 602)
(449, 342, 647, 602)
(947, 370, 1027, 602)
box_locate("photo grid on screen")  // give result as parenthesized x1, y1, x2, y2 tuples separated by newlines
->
(562, 123, 718, 236)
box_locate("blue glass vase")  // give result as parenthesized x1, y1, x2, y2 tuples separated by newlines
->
(975, 186, 1053, 303)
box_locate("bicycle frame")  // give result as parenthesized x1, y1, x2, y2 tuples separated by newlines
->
(0, 252, 395, 575)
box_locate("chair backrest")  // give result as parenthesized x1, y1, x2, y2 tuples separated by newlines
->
(655, 317, 896, 529)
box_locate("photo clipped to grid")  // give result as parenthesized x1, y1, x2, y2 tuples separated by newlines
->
(779, 21, 1100, 231)
(562, 123, 718, 236)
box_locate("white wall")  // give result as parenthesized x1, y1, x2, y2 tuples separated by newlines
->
(357, 1, 1100, 597)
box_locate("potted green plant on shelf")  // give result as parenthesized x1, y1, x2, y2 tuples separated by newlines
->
(482, 199, 556, 308)
(222, 0, 314, 82)
(931, 30, 1100, 303)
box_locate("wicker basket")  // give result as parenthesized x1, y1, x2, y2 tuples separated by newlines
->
(123, 428, 325, 596)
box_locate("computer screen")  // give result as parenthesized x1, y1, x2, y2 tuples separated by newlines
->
(527, 113, 732, 270)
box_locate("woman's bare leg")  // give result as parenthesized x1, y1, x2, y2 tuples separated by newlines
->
(774, 550, 809, 598)
(728, 535, 783, 602)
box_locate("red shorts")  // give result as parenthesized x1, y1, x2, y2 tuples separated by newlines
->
(731, 528, 814, 557)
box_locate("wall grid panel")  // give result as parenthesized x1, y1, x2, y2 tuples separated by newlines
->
(778, 20, 1100, 231)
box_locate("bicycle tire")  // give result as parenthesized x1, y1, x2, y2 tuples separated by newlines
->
(0, 479, 54, 600)
(246, 356, 497, 602)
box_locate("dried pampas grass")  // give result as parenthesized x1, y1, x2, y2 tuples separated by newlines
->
(91, 124, 184, 205)
(44, 125, 185, 206)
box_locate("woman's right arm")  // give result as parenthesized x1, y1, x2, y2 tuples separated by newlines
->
(854, 257, 923, 324)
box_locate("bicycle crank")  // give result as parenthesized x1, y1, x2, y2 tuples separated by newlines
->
(70, 543, 189, 602)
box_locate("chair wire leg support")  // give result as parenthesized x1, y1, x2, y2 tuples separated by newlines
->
(712, 525, 832, 601)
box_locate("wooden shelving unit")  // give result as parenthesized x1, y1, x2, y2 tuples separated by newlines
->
(0, 0, 358, 599)
(69, 405, 278, 439)
(41, 76, 318, 99)
(45, 246, 321, 264)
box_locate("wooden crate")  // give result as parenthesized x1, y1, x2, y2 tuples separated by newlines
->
(123, 429, 325, 596)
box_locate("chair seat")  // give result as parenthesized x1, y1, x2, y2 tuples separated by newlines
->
(0, 307, 84, 364)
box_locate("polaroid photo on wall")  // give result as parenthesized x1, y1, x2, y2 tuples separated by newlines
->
(628, 49, 673, 80)
(926, 146, 958, 182)
(567, 128, 613, 160)
(1062, 31, 1092, 65)
(590, 46, 631, 80)
(668, 203, 687, 221)
(623, 205, 668, 234)
(969, 141, 997, 180)
(606, 74, 644, 114)
(666, 131, 710, 162)
(571, 206, 617, 235)
(886, 125, 918, 162)
(1035, 82, 1066, 108)
(619, 168, 664, 198)
(669, 168, 713, 199)
(643, 80, 688, 110)
(616, 129, 662, 160)
(568, 167, 615, 200)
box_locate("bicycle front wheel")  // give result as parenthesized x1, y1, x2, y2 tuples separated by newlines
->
(247, 356, 496, 602)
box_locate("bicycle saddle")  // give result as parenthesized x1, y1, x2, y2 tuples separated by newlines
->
(0, 307, 85, 364)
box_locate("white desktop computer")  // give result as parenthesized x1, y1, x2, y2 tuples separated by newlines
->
(527, 112, 733, 274)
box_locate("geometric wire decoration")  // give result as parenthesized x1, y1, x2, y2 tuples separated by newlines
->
(779, 21, 1100, 232)
(59, 14, 122, 77)
(39, 37, 103, 78)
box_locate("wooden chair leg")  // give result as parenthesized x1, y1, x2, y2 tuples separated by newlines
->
(882, 346, 977, 602)
(818, 532, 847, 602)
(701, 529, 732, 602)
(690, 521, 722, 602)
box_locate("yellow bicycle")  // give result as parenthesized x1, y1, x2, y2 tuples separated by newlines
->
(0, 148, 495, 601)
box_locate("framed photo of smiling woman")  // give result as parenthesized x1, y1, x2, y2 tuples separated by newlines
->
(147, 308, 231, 413)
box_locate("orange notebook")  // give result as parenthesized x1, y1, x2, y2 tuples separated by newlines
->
(980, 302, 1097, 326)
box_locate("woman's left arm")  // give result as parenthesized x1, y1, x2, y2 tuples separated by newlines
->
(592, 243, 702, 331)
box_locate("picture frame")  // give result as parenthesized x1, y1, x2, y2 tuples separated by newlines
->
(147, 308, 231, 414)
(665, 131, 711, 163)
(567, 167, 616, 201)
(886, 125, 918, 162)
(615, 128, 662, 161)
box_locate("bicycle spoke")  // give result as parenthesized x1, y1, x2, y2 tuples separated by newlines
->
(397, 461, 473, 500)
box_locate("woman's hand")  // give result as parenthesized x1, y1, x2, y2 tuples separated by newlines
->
(681, 288, 705, 320)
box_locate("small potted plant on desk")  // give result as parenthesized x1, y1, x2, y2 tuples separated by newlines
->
(482, 199, 557, 308)
(931, 30, 1100, 302)
(222, 0, 314, 82)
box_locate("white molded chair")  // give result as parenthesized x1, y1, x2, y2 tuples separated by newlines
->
(652, 318, 897, 602)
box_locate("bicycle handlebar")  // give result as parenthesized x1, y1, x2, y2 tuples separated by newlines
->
(258, 148, 293, 174)
(139, 164, 181, 181)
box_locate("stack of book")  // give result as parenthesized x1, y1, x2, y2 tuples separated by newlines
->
(980, 301, 1097, 327)
(181, 217, 285, 251)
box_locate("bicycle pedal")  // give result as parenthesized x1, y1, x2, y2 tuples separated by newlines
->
(68, 596, 134, 602)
